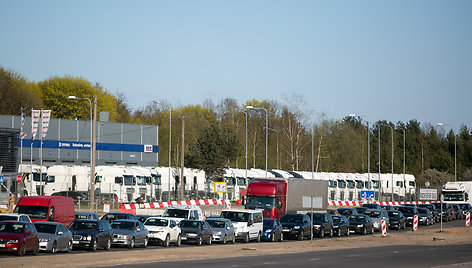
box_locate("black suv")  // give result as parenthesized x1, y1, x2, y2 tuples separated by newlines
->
(307, 212, 334, 238)
(69, 220, 113, 251)
(280, 214, 312, 240)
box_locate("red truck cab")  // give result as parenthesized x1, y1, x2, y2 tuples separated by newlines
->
(14, 196, 75, 227)
(245, 179, 287, 219)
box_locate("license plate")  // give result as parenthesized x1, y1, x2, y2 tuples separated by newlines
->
(181, 237, 187, 240)
(283, 229, 290, 232)
(73, 241, 79, 244)
(0, 244, 5, 247)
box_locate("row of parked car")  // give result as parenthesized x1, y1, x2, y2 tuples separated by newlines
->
(0, 202, 470, 256)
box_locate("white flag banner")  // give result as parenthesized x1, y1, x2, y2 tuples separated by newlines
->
(41, 110, 51, 139)
(31, 109, 41, 140)
(20, 107, 27, 139)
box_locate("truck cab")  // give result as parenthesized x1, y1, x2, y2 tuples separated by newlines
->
(245, 179, 286, 219)
(442, 182, 472, 204)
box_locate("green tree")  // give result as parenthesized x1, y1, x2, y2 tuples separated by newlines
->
(0, 67, 43, 115)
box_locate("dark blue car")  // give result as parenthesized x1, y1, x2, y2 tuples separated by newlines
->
(262, 219, 283, 242)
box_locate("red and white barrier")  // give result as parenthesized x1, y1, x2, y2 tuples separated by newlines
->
(119, 199, 231, 214)
(466, 212, 470, 227)
(381, 220, 387, 236)
(327, 201, 432, 207)
(413, 215, 418, 231)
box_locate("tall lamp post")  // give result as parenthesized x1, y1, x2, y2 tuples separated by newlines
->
(267, 127, 279, 170)
(437, 123, 457, 182)
(397, 127, 406, 199)
(348, 114, 370, 196)
(380, 124, 394, 201)
(246, 106, 268, 178)
(243, 111, 248, 186)
(168, 108, 172, 201)
(68, 95, 96, 211)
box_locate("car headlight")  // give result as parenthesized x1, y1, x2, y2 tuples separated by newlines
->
(265, 229, 272, 233)
(215, 231, 222, 236)
(333, 225, 339, 228)
(87, 235, 92, 241)
(39, 238, 49, 242)
(294, 226, 300, 229)
(7, 239, 19, 244)
(118, 235, 130, 239)
(357, 224, 363, 228)
(187, 233, 198, 237)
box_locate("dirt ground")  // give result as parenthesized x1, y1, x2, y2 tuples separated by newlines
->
(2, 223, 471, 268)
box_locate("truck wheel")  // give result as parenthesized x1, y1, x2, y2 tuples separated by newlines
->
(256, 232, 261, 243)
(243, 233, 249, 243)
(298, 230, 304, 241)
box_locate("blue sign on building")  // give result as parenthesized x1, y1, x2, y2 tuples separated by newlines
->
(361, 190, 375, 199)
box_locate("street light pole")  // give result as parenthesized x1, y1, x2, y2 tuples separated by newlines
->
(348, 114, 370, 199)
(437, 123, 457, 182)
(380, 124, 394, 202)
(398, 127, 406, 199)
(245, 106, 268, 178)
(68, 95, 94, 210)
(168, 108, 172, 201)
(243, 111, 248, 186)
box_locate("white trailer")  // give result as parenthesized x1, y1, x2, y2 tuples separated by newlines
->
(442, 181, 472, 205)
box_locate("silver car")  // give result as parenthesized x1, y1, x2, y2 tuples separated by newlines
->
(206, 217, 236, 244)
(111, 220, 148, 248)
(364, 209, 389, 231)
(34, 222, 73, 253)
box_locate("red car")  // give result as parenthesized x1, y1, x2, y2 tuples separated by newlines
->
(0, 221, 39, 256)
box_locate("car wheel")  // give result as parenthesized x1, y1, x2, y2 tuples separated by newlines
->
(231, 235, 236, 244)
(163, 234, 170, 247)
(256, 232, 261, 243)
(104, 237, 111, 250)
(279, 232, 283, 242)
(50, 241, 57, 254)
(346, 228, 350, 236)
(362, 227, 367, 235)
(32, 242, 39, 256)
(175, 235, 181, 247)
(206, 236, 212, 245)
(142, 237, 148, 248)
(196, 236, 202, 246)
(128, 237, 135, 249)
(320, 228, 324, 238)
(371, 227, 374, 234)
(298, 230, 304, 241)
(90, 239, 97, 252)
(17, 243, 25, 256)
(329, 229, 333, 238)
(270, 233, 275, 242)
(222, 234, 227, 244)
(243, 233, 249, 243)
(337, 229, 341, 237)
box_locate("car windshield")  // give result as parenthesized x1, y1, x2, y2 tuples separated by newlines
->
(145, 218, 168, 226)
(14, 205, 49, 219)
(459, 204, 470, 210)
(103, 214, 128, 221)
(338, 209, 354, 216)
(220, 211, 250, 222)
(111, 221, 135, 230)
(207, 221, 226, 228)
(355, 207, 367, 213)
(331, 216, 341, 223)
(417, 208, 428, 214)
(136, 216, 149, 223)
(70, 221, 97, 231)
(263, 220, 275, 228)
(0, 215, 17, 221)
(398, 207, 414, 214)
(308, 214, 323, 221)
(348, 215, 365, 222)
(388, 212, 400, 217)
(364, 211, 381, 218)
(281, 215, 303, 223)
(163, 209, 189, 218)
(34, 223, 56, 234)
(179, 221, 202, 229)
(0, 222, 24, 233)
(75, 214, 90, 220)
(245, 196, 276, 209)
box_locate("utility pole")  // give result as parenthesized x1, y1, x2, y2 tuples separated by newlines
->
(91, 95, 97, 212)
(180, 116, 185, 201)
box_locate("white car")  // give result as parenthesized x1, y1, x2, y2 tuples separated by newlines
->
(144, 217, 181, 247)
(161, 205, 204, 224)
(0, 213, 32, 223)
(220, 209, 263, 243)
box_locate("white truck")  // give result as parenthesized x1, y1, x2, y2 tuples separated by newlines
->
(161, 205, 204, 224)
(442, 181, 472, 205)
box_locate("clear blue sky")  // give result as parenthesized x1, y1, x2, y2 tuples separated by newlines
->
(1, 1, 471, 130)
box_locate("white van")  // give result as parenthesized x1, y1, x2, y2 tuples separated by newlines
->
(161, 205, 203, 224)
(220, 209, 263, 243)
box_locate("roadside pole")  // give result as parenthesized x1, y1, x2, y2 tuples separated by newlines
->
(439, 194, 444, 233)
(310, 196, 313, 244)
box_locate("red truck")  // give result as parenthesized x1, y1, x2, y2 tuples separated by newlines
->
(13, 196, 75, 227)
(245, 178, 328, 219)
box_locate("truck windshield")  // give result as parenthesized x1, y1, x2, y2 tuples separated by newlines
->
(124, 175, 134, 186)
(443, 192, 465, 202)
(220, 211, 250, 222)
(14, 205, 49, 219)
(163, 209, 189, 218)
(245, 196, 276, 209)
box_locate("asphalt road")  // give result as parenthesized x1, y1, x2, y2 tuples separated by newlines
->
(112, 243, 472, 268)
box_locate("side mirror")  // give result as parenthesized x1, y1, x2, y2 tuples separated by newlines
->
(247, 220, 253, 227)
(226, 226, 230, 230)
(57, 231, 63, 235)
(26, 231, 31, 235)
(277, 201, 283, 209)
